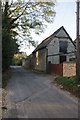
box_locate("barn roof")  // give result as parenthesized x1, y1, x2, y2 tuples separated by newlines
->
(33, 26, 76, 53)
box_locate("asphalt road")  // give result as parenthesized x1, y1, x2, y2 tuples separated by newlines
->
(4, 66, 78, 118)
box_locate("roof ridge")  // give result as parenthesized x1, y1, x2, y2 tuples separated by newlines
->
(33, 26, 64, 51)
(33, 26, 75, 53)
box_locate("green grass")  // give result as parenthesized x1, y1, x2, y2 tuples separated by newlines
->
(54, 76, 80, 98)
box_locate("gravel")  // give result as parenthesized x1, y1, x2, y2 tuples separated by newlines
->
(0, 88, 7, 119)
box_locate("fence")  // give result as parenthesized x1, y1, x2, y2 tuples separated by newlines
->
(48, 63, 76, 77)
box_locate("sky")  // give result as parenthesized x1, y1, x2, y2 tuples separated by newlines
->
(19, 0, 77, 55)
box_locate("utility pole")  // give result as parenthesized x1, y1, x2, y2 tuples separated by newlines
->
(76, 0, 80, 81)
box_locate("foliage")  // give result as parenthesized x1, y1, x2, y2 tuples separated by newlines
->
(2, 2, 18, 71)
(2, 1, 56, 71)
(12, 52, 27, 65)
(2, 0, 56, 48)
(54, 76, 80, 98)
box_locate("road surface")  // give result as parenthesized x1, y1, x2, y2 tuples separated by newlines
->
(4, 66, 78, 118)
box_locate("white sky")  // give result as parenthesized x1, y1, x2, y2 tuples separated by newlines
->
(20, 0, 77, 55)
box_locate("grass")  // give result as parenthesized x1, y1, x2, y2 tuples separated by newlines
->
(54, 76, 80, 98)
(2, 68, 12, 88)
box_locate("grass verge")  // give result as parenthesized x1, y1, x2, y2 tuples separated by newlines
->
(54, 76, 80, 98)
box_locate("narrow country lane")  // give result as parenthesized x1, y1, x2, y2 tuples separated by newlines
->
(4, 66, 78, 118)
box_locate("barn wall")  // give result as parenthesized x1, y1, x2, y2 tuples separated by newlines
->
(32, 48, 47, 72)
(47, 28, 76, 64)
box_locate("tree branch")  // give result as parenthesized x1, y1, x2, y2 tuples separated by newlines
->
(10, 3, 29, 24)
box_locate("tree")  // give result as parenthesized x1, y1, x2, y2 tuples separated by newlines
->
(2, 2, 19, 71)
(2, 0, 56, 71)
(12, 52, 27, 65)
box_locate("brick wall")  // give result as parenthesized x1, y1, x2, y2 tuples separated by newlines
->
(63, 63, 76, 77)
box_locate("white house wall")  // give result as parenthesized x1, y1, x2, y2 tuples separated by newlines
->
(67, 39, 75, 52)
(55, 28, 68, 37)
(47, 37, 59, 64)
(47, 29, 75, 64)
(67, 39, 76, 61)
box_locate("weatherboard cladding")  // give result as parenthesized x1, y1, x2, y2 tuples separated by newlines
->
(33, 26, 76, 53)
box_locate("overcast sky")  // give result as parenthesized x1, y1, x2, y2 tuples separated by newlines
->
(20, 0, 77, 55)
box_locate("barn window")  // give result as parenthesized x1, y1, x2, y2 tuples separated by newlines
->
(36, 51, 39, 65)
(59, 41, 68, 54)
